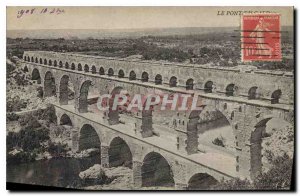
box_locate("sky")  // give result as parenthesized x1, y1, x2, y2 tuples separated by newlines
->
(7, 6, 293, 30)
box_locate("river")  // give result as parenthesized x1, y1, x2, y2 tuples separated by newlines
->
(7, 156, 101, 189)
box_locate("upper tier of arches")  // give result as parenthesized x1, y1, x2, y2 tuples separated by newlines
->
(24, 55, 287, 104)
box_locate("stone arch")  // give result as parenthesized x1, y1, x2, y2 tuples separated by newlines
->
(204, 81, 213, 93)
(225, 83, 235, 96)
(48, 59, 52, 66)
(59, 113, 73, 126)
(27, 56, 30, 62)
(79, 124, 101, 151)
(43, 58, 47, 65)
(54, 60, 57, 67)
(59, 75, 75, 105)
(141, 72, 149, 82)
(186, 78, 194, 90)
(99, 67, 105, 75)
(248, 86, 258, 100)
(155, 74, 162, 85)
(186, 105, 235, 155)
(35, 57, 38, 63)
(250, 117, 293, 179)
(118, 69, 125, 78)
(108, 68, 114, 76)
(23, 66, 29, 72)
(71, 63, 75, 70)
(141, 152, 175, 187)
(65, 62, 69, 69)
(59, 61, 63, 68)
(187, 173, 218, 190)
(78, 63, 82, 71)
(108, 137, 133, 168)
(39, 58, 43, 64)
(78, 80, 92, 113)
(169, 76, 177, 87)
(23, 56, 27, 61)
(129, 71, 136, 80)
(31, 68, 41, 84)
(91, 66, 96, 74)
(84, 64, 89, 72)
(271, 89, 282, 104)
(31, 57, 34, 62)
(44, 71, 56, 97)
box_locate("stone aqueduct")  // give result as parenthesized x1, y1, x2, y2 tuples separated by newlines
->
(20, 51, 294, 189)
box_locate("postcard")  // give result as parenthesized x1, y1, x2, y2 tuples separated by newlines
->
(6, 6, 294, 191)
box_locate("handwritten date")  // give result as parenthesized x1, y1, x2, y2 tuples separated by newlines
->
(17, 8, 65, 19)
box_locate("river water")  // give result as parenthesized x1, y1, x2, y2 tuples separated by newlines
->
(7, 156, 101, 189)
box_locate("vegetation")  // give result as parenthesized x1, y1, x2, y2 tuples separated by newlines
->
(95, 169, 109, 184)
(36, 86, 44, 98)
(7, 32, 294, 70)
(6, 62, 30, 86)
(6, 113, 19, 121)
(7, 126, 49, 151)
(212, 136, 226, 147)
(7, 106, 59, 164)
(212, 153, 294, 190)
(7, 95, 28, 112)
(6, 63, 15, 77)
(33, 105, 57, 124)
(7, 151, 37, 164)
(6, 125, 49, 164)
(48, 142, 68, 157)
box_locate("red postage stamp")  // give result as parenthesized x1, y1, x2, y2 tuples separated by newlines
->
(241, 13, 282, 62)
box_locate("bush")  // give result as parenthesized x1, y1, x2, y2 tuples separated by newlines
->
(34, 105, 57, 124)
(7, 96, 27, 112)
(6, 113, 19, 121)
(48, 142, 67, 157)
(212, 136, 225, 147)
(95, 169, 109, 184)
(18, 114, 41, 128)
(7, 150, 36, 165)
(7, 126, 49, 152)
(37, 86, 44, 98)
(6, 63, 16, 76)
(264, 150, 274, 162)
(211, 178, 253, 190)
(211, 154, 293, 190)
(254, 154, 293, 190)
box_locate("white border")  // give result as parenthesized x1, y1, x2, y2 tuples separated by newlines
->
(1, 1, 298, 195)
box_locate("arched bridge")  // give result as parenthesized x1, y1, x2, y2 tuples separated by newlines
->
(20, 51, 294, 189)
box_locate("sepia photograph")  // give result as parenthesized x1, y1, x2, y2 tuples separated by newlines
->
(6, 6, 295, 191)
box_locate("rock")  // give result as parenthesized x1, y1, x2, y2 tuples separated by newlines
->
(70, 148, 100, 159)
(80, 164, 133, 190)
(9, 148, 22, 155)
(79, 164, 102, 179)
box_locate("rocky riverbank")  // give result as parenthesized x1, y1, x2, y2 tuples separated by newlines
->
(79, 164, 133, 190)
